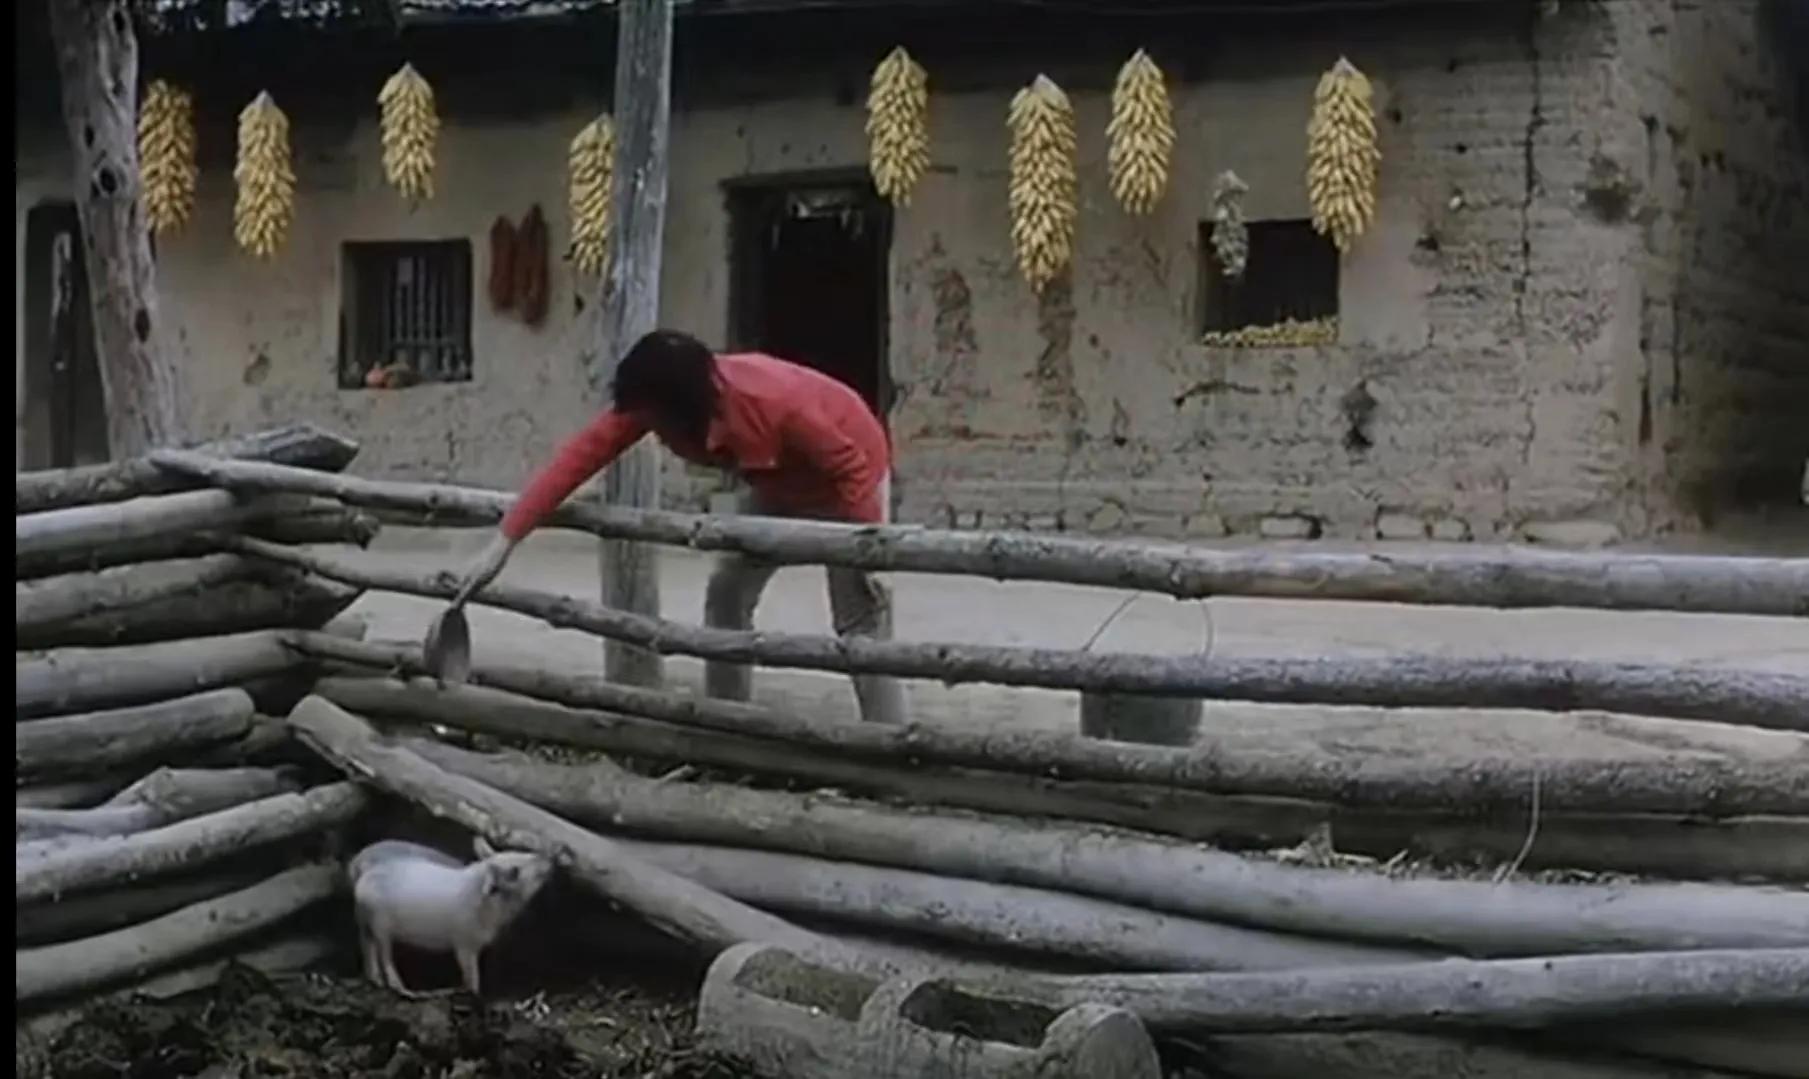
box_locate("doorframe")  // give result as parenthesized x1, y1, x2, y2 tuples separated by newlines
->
(720, 168, 896, 418)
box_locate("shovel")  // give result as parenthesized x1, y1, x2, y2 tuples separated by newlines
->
(422, 578, 482, 685)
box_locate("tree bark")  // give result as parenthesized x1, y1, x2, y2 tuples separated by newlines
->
(44, 0, 182, 457)
(397, 739, 1809, 957)
(233, 539, 1809, 731)
(596, 835, 1419, 972)
(20, 567, 361, 650)
(15, 864, 273, 946)
(15, 503, 380, 579)
(15, 863, 343, 1005)
(288, 694, 846, 959)
(16, 630, 303, 718)
(15, 489, 313, 565)
(17, 773, 137, 810)
(593, 0, 676, 687)
(986, 947, 1809, 1034)
(15, 782, 365, 904)
(15, 424, 358, 514)
(308, 646, 1807, 818)
(145, 452, 1809, 617)
(15, 687, 255, 778)
(17, 554, 256, 627)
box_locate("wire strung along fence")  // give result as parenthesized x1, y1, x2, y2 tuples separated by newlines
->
(16, 426, 1809, 1079)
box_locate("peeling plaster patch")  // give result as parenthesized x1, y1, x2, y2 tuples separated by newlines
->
(242, 351, 271, 386)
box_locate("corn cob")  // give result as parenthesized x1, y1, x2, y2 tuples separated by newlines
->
(1201, 316, 1338, 349)
(1208, 170, 1250, 280)
(1106, 49, 1174, 215)
(568, 114, 614, 276)
(138, 79, 198, 237)
(866, 46, 931, 207)
(1306, 56, 1381, 253)
(378, 63, 439, 203)
(233, 91, 295, 260)
(1007, 75, 1078, 293)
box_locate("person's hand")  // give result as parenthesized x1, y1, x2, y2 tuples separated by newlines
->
(452, 532, 516, 606)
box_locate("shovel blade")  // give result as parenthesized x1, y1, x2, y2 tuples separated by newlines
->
(423, 606, 472, 685)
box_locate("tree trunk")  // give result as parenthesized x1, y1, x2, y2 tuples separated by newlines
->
(593, 0, 676, 687)
(15, 503, 380, 579)
(396, 738, 1809, 958)
(15, 687, 255, 778)
(16, 864, 274, 946)
(235, 539, 1809, 731)
(309, 649, 1805, 817)
(288, 694, 841, 957)
(17, 767, 297, 847)
(145, 451, 1809, 617)
(17, 555, 256, 627)
(15, 489, 314, 565)
(15, 863, 342, 1005)
(596, 835, 1420, 972)
(16, 630, 303, 718)
(16, 773, 137, 810)
(44, 0, 182, 457)
(15, 783, 365, 904)
(15, 423, 358, 514)
(988, 947, 1809, 1034)
(20, 567, 361, 650)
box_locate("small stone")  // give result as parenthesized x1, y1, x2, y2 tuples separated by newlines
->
(1375, 513, 1427, 540)
(1521, 519, 1622, 549)
(1184, 513, 1228, 538)
(1088, 502, 1127, 533)
(1259, 514, 1320, 540)
(1430, 517, 1472, 542)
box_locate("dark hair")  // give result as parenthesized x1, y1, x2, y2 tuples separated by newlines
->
(611, 330, 719, 441)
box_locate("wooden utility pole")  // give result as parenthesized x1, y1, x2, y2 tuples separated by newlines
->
(46, 0, 185, 457)
(594, 0, 675, 686)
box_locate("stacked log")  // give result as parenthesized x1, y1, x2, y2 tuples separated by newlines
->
(14, 428, 374, 1012)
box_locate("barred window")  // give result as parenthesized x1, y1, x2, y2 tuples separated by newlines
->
(339, 240, 473, 388)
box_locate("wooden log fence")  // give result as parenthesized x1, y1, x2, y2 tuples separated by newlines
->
(16, 688, 256, 778)
(16, 863, 344, 1005)
(16, 782, 366, 904)
(150, 450, 1809, 616)
(239, 538, 1809, 727)
(379, 725, 1809, 957)
(312, 672, 1809, 844)
(17, 630, 305, 718)
(15, 423, 358, 514)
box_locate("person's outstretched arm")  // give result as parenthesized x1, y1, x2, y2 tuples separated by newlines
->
(454, 409, 650, 597)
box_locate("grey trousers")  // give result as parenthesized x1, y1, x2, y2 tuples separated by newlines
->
(703, 483, 905, 725)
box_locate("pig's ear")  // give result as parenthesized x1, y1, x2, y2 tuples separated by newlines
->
(473, 835, 497, 860)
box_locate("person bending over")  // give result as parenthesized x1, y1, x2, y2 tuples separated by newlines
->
(455, 329, 904, 725)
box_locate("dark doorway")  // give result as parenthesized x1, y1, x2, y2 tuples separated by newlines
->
(22, 202, 109, 469)
(726, 177, 892, 423)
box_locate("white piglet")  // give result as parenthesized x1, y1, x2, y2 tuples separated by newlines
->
(348, 836, 554, 998)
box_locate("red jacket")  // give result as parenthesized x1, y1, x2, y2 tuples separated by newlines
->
(500, 352, 890, 540)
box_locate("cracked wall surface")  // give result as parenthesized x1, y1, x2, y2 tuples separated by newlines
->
(14, 2, 1805, 540)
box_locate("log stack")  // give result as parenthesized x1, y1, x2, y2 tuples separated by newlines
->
(19, 441, 1809, 1079)
(15, 426, 376, 1017)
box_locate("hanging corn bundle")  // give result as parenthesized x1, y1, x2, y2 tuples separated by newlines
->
(1208, 170, 1250, 280)
(568, 114, 614, 277)
(378, 63, 439, 203)
(233, 92, 296, 260)
(138, 80, 198, 237)
(865, 46, 931, 207)
(1306, 56, 1381, 253)
(1007, 75, 1079, 293)
(1106, 49, 1174, 215)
